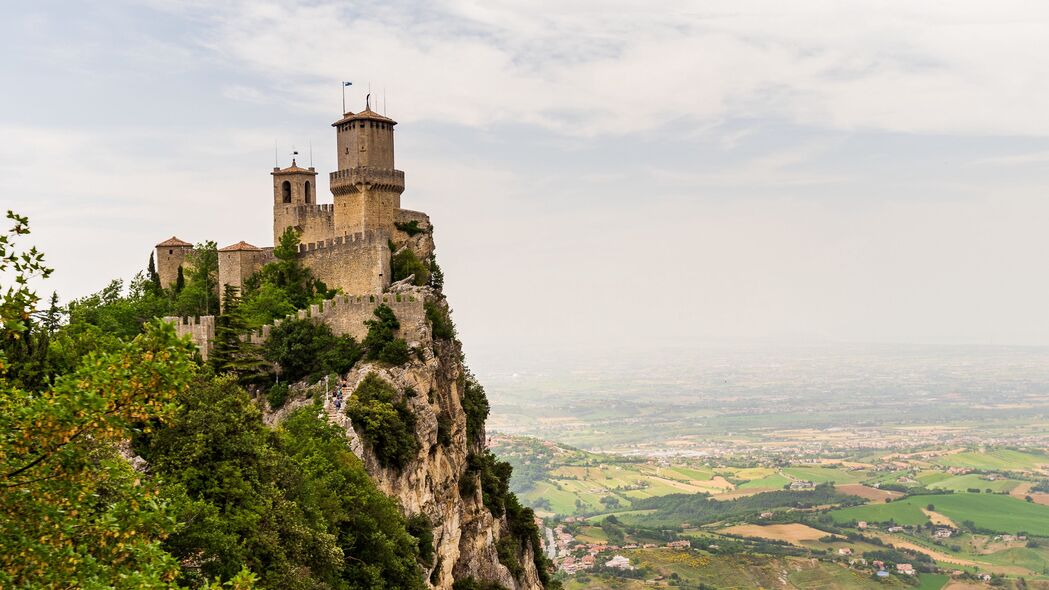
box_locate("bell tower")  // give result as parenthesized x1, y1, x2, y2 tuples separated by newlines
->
(330, 101, 405, 236)
(271, 159, 319, 245)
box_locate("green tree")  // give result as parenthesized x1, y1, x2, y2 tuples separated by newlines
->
(173, 241, 219, 316)
(210, 285, 267, 382)
(345, 374, 420, 469)
(241, 228, 334, 319)
(147, 251, 162, 295)
(391, 248, 430, 286)
(363, 304, 411, 365)
(263, 317, 362, 384)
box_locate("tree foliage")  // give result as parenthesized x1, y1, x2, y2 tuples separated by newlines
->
(363, 304, 412, 365)
(135, 376, 425, 588)
(240, 228, 333, 325)
(391, 248, 429, 286)
(263, 317, 362, 384)
(346, 374, 420, 470)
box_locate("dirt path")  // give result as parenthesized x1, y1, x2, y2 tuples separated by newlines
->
(870, 533, 982, 567)
(922, 508, 958, 528)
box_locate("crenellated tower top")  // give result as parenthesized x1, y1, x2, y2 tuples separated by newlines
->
(330, 104, 405, 235)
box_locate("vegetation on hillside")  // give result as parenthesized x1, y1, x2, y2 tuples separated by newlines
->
(0, 212, 433, 587)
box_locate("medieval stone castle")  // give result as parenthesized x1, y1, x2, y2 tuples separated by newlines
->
(158, 103, 431, 357)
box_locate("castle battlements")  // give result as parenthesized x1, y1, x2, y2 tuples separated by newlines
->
(297, 229, 387, 254)
(330, 167, 405, 195)
(156, 101, 431, 354)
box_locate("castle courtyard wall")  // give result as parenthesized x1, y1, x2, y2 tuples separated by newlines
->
(298, 231, 391, 295)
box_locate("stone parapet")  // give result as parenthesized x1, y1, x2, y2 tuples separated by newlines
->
(330, 167, 405, 195)
(163, 315, 216, 361)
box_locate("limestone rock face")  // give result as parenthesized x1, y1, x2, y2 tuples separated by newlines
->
(321, 318, 542, 589)
(323, 223, 542, 589)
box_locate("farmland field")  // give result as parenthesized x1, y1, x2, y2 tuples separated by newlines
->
(928, 474, 1023, 493)
(927, 493, 1049, 536)
(720, 523, 833, 545)
(783, 466, 865, 485)
(936, 449, 1049, 471)
(829, 499, 929, 526)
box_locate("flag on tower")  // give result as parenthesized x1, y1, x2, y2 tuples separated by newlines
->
(344, 81, 353, 87)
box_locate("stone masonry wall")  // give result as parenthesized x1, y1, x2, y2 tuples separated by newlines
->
(163, 315, 215, 361)
(273, 203, 335, 246)
(246, 291, 425, 344)
(156, 245, 192, 289)
(218, 247, 275, 307)
(298, 230, 391, 295)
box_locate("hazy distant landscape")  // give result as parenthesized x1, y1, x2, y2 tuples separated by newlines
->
(480, 345, 1049, 588)
(481, 344, 1049, 453)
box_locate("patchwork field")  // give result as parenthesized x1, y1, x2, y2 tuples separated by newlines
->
(720, 523, 834, 545)
(936, 449, 1049, 471)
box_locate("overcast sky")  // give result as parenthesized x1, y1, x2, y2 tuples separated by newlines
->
(4, 1, 1049, 368)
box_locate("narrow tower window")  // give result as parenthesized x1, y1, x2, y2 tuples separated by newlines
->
(282, 181, 291, 203)
(304, 181, 312, 204)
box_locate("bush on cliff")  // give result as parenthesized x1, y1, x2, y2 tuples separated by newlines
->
(426, 300, 456, 340)
(346, 373, 420, 469)
(264, 317, 362, 383)
(462, 371, 491, 443)
(391, 247, 430, 286)
(363, 304, 412, 365)
(240, 227, 334, 324)
(135, 375, 425, 588)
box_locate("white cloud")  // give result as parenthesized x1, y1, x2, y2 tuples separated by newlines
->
(153, 0, 1049, 136)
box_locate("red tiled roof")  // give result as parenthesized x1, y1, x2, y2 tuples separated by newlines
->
(333, 107, 397, 126)
(156, 236, 192, 248)
(219, 240, 262, 252)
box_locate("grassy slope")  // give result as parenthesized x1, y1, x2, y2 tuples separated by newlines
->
(929, 493, 1049, 535)
(829, 499, 929, 526)
(937, 449, 1049, 471)
(928, 474, 1023, 493)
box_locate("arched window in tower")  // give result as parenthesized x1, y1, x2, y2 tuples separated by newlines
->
(282, 181, 291, 203)
(304, 181, 312, 204)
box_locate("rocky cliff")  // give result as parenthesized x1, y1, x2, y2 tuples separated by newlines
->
(271, 217, 546, 589)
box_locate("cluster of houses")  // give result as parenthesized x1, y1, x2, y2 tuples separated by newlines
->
(546, 519, 694, 575)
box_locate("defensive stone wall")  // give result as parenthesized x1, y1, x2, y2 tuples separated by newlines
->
(164, 315, 216, 361)
(218, 247, 275, 307)
(274, 203, 335, 245)
(164, 293, 425, 360)
(246, 291, 425, 344)
(298, 230, 392, 295)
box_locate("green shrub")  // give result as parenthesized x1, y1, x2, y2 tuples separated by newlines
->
(363, 305, 412, 365)
(406, 514, 435, 568)
(496, 536, 523, 578)
(346, 374, 420, 469)
(391, 248, 429, 285)
(437, 413, 453, 447)
(264, 318, 362, 383)
(462, 373, 490, 443)
(267, 382, 289, 409)
(426, 301, 455, 340)
(394, 220, 426, 237)
(378, 338, 412, 365)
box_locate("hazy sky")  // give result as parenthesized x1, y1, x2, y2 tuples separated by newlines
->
(4, 1, 1049, 368)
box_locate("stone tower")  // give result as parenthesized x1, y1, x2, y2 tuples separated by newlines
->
(272, 161, 328, 245)
(155, 236, 193, 289)
(330, 106, 405, 236)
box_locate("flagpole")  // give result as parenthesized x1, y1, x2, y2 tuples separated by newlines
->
(342, 83, 346, 114)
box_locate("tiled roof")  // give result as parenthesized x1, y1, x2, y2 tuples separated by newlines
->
(219, 240, 262, 252)
(333, 107, 397, 126)
(156, 236, 192, 247)
(272, 159, 316, 175)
